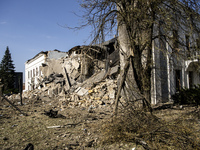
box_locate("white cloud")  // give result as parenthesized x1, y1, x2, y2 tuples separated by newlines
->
(0, 21, 7, 25)
(45, 35, 57, 39)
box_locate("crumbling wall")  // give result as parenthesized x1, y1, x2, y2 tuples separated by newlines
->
(48, 50, 68, 60)
(22, 41, 120, 111)
(41, 59, 65, 78)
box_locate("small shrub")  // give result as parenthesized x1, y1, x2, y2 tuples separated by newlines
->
(172, 85, 200, 105)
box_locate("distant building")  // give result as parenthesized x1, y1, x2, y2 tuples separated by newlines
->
(14, 72, 23, 93)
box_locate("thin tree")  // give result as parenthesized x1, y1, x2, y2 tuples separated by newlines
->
(0, 46, 15, 94)
(77, 0, 200, 113)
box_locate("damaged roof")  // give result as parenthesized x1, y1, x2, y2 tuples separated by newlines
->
(26, 49, 67, 63)
(26, 51, 48, 63)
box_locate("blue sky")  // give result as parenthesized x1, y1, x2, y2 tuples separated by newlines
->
(0, 0, 94, 81)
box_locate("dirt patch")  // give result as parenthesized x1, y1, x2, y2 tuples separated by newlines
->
(1, 98, 200, 150)
(0, 97, 115, 150)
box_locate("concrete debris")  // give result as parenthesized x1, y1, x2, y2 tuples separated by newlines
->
(75, 87, 88, 96)
(71, 59, 79, 70)
(109, 65, 119, 76)
(22, 39, 121, 110)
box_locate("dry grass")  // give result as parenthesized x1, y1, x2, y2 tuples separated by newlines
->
(0, 109, 73, 150)
(101, 106, 200, 150)
(0, 100, 89, 150)
(1, 98, 200, 150)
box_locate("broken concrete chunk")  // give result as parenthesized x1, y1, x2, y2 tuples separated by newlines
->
(49, 74, 55, 81)
(53, 87, 58, 95)
(71, 59, 79, 70)
(80, 70, 106, 89)
(88, 89, 94, 94)
(107, 86, 116, 99)
(48, 89, 53, 97)
(75, 87, 88, 96)
(109, 65, 119, 76)
(14, 94, 21, 100)
(42, 87, 49, 92)
(98, 90, 106, 97)
(70, 69, 80, 80)
(71, 94, 80, 102)
(64, 61, 73, 74)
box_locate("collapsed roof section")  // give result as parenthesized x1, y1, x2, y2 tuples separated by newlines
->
(26, 49, 68, 64)
(26, 51, 48, 64)
(46, 38, 118, 79)
(25, 38, 120, 93)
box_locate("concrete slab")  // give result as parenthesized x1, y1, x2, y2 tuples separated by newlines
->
(75, 87, 88, 96)
(109, 65, 119, 76)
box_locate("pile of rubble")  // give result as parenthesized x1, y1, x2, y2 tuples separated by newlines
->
(19, 67, 119, 110)
(11, 39, 120, 110)
(68, 78, 118, 108)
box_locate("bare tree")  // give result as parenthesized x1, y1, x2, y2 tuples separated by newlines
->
(77, 0, 200, 113)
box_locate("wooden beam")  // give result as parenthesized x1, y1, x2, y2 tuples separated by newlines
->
(2, 96, 28, 116)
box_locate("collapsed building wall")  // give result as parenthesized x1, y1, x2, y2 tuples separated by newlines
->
(23, 38, 120, 106)
(25, 50, 67, 91)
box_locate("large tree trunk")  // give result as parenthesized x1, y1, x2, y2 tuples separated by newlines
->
(117, 0, 154, 107)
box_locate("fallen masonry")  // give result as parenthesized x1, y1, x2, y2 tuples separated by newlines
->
(7, 39, 120, 111)
(18, 70, 119, 111)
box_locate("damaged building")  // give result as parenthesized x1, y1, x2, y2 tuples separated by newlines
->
(118, 14, 200, 105)
(24, 39, 120, 106)
(24, 29, 200, 106)
(25, 50, 68, 91)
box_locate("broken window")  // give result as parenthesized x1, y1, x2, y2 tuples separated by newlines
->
(33, 69, 35, 77)
(39, 67, 42, 76)
(75, 50, 81, 54)
(185, 35, 191, 57)
(186, 34, 190, 50)
(38, 66, 41, 76)
(197, 39, 200, 48)
(173, 30, 179, 50)
(196, 38, 200, 54)
(175, 70, 181, 91)
(36, 68, 38, 76)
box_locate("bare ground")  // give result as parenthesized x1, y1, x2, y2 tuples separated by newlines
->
(0, 98, 200, 150)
